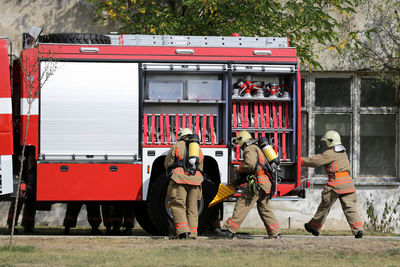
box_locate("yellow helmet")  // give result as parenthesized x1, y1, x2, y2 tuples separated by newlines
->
(178, 128, 193, 140)
(321, 130, 342, 148)
(235, 131, 252, 147)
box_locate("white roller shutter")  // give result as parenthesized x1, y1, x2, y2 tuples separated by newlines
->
(40, 62, 139, 160)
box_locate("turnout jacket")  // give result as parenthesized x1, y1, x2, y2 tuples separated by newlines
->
(164, 140, 204, 186)
(237, 144, 272, 194)
(302, 148, 356, 194)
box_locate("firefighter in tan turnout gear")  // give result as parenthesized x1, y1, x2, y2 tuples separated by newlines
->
(302, 130, 364, 238)
(164, 128, 204, 239)
(215, 131, 281, 239)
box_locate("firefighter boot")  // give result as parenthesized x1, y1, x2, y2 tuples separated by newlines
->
(304, 223, 319, 236)
(63, 227, 70, 235)
(24, 226, 35, 233)
(122, 227, 133, 236)
(355, 230, 364, 239)
(267, 233, 281, 239)
(7, 225, 18, 234)
(105, 226, 113, 235)
(91, 227, 102, 235)
(215, 228, 235, 239)
(178, 232, 190, 239)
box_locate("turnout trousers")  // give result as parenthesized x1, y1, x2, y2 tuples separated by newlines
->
(167, 180, 202, 237)
(222, 189, 281, 237)
(308, 186, 363, 235)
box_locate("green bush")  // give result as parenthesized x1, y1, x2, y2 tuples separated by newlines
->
(365, 194, 400, 233)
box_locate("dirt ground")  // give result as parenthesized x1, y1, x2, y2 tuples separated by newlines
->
(1, 235, 400, 266)
(4, 235, 399, 251)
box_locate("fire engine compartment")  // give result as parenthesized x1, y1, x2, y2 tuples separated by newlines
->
(141, 63, 300, 197)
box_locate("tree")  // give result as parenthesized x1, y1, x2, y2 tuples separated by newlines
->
(9, 48, 58, 250)
(88, 0, 359, 70)
(347, 0, 400, 86)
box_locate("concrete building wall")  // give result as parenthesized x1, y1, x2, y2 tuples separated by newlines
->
(0, 0, 113, 51)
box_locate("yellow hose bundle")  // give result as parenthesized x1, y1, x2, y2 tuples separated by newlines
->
(208, 184, 235, 208)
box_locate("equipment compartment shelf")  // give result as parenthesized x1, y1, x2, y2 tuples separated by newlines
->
(232, 97, 291, 101)
(143, 100, 226, 104)
(233, 128, 293, 132)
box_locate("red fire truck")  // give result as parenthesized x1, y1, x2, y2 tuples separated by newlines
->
(0, 33, 303, 235)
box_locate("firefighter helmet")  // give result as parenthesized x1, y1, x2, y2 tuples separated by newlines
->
(178, 128, 193, 140)
(321, 130, 342, 148)
(235, 130, 252, 147)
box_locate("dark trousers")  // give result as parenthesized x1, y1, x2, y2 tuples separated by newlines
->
(7, 199, 36, 229)
(63, 203, 102, 229)
(102, 203, 135, 230)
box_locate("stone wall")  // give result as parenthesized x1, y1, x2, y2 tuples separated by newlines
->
(0, 0, 113, 53)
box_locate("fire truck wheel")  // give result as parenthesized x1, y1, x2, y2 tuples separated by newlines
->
(133, 202, 164, 236)
(146, 173, 220, 236)
(146, 173, 175, 235)
(39, 33, 111, 44)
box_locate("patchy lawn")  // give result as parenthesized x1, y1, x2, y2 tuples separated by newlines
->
(0, 233, 399, 266)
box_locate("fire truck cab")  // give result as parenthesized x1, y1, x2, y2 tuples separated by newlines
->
(0, 33, 303, 235)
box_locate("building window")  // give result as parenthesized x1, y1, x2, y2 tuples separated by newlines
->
(315, 78, 351, 107)
(301, 111, 308, 177)
(301, 78, 305, 108)
(359, 78, 397, 178)
(301, 75, 398, 181)
(361, 79, 396, 107)
(360, 114, 396, 176)
(314, 114, 351, 175)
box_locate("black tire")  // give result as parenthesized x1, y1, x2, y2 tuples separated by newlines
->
(39, 33, 111, 44)
(146, 172, 220, 236)
(133, 202, 164, 236)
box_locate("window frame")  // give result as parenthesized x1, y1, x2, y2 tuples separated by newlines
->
(301, 73, 399, 184)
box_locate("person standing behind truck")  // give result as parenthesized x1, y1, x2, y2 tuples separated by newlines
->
(164, 128, 204, 239)
(215, 130, 281, 239)
(302, 130, 364, 238)
(63, 202, 102, 235)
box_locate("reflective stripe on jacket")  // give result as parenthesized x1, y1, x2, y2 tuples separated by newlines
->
(302, 148, 355, 194)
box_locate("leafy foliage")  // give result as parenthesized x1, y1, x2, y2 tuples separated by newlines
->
(347, 0, 400, 86)
(365, 194, 400, 233)
(87, 0, 359, 70)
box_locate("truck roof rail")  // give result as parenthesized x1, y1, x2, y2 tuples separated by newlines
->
(106, 34, 289, 48)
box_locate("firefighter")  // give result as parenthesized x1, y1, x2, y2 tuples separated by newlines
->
(302, 130, 364, 238)
(215, 130, 281, 239)
(7, 198, 36, 233)
(164, 128, 204, 239)
(102, 203, 135, 235)
(101, 204, 115, 235)
(63, 202, 102, 235)
(7, 160, 37, 234)
(115, 203, 135, 235)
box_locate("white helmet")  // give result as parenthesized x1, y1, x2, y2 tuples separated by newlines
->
(178, 128, 193, 140)
(234, 131, 252, 147)
(321, 130, 342, 148)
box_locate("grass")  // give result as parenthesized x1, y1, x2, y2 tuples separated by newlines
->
(0, 225, 399, 266)
(0, 245, 35, 252)
(0, 226, 399, 266)
(0, 237, 399, 266)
